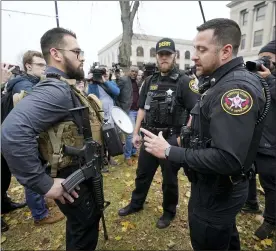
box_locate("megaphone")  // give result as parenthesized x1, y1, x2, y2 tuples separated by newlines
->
(102, 106, 134, 157)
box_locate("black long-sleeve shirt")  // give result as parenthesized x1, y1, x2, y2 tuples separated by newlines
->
(1, 67, 75, 195)
(168, 57, 266, 176)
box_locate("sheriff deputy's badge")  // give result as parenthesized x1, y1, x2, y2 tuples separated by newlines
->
(221, 89, 253, 115)
(189, 79, 199, 93)
(166, 89, 174, 96)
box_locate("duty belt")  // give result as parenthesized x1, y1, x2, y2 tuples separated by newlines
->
(142, 125, 177, 139)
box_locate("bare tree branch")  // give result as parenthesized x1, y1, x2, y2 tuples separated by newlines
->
(130, 1, 134, 11)
(130, 1, 139, 23)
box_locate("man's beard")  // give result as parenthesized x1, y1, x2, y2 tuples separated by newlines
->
(64, 57, 84, 80)
(157, 59, 175, 74)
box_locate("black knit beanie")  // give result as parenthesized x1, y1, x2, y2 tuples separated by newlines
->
(259, 40, 276, 55)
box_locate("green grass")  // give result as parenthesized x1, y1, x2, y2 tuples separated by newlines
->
(1, 156, 275, 250)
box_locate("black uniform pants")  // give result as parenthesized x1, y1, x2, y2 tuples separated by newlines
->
(130, 143, 180, 216)
(188, 174, 248, 250)
(246, 170, 258, 206)
(247, 153, 276, 225)
(1, 154, 12, 199)
(55, 167, 101, 250)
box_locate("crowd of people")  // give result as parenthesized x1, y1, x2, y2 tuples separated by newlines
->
(1, 17, 275, 251)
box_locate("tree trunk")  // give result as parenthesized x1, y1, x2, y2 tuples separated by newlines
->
(118, 1, 139, 69)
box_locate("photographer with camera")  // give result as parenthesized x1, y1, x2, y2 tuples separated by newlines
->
(110, 63, 121, 84)
(87, 65, 120, 168)
(242, 40, 276, 240)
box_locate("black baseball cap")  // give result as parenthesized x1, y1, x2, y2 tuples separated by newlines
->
(156, 38, 176, 54)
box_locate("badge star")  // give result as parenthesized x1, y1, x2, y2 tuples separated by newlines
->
(166, 89, 174, 96)
(228, 94, 246, 109)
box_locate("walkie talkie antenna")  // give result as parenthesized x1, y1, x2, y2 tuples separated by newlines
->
(198, 1, 206, 23)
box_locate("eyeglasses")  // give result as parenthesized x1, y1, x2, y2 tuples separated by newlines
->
(56, 48, 84, 60)
(32, 63, 47, 67)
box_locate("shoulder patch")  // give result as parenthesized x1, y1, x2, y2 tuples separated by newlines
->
(189, 79, 199, 93)
(221, 89, 253, 116)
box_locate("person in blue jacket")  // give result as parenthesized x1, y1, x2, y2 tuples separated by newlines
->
(87, 65, 120, 167)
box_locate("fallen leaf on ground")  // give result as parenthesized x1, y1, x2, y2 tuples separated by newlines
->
(115, 236, 122, 241)
(167, 240, 176, 248)
(1, 236, 7, 244)
(261, 239, 272, 247)
(125, 173, 131, 178)
(252, 235, 260, 241)
(154, 178, 162, 184)
(179, 176, 185, 181)
(119, 200, 128, 207)
(24, 211, 31, 217)
(254, 244, 261, 250)
(35, 228, 42, 233)
(237, 226, 242, 232)
(255, 215, 264, 224)
(157, 206, 163, 213)
(185, 191, 191, 198)
(121, 221, 135, 230)
(124, 180, 134, 187)
(10, 186, 22, 192)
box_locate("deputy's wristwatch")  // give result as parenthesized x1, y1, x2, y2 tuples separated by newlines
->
(164, 145, 171, 160)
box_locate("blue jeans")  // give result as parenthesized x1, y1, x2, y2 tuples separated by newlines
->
(124, 110, 138, 159)
(25, 188, 48, 221)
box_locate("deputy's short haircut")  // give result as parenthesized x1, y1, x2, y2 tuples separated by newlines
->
(197, 18, 241, 56)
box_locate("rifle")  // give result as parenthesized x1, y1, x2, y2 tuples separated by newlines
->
(61, 106, 110, 240)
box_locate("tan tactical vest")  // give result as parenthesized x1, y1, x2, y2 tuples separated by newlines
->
(13, 77, 104, 177)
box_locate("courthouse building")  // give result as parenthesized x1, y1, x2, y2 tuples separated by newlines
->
(227, 0, 275, 62)
(98, 33, 194, 70)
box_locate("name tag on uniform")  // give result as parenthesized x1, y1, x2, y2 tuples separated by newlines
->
(150, 84, 158, 91)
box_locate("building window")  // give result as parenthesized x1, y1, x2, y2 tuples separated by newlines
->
(185, 64, 190, 70)
(241, 34, 246, 50)
(273, 26, 276, 40)
(240, 10, 248, 26)
(150, 48, 156, 57)
(136, 46, 144, 57)
(176, 50, 180, 59)
(256, 4, 266, 21)
(185, 51, 190, 59)
(253, 29, 263, 47)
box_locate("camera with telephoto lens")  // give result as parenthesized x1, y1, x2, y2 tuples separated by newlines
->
(143, 63, 157, 78)
(111, 63, 120, 73)
(185, 65, 196, 77)
(91, 68, 106, 82)
(246, 56, 271, 72)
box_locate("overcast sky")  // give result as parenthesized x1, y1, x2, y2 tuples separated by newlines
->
(1, 1, 230, 75)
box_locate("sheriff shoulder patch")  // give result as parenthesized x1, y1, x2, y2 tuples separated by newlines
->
(189, 79, 199, 93)
(221, 89, 253, 115)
